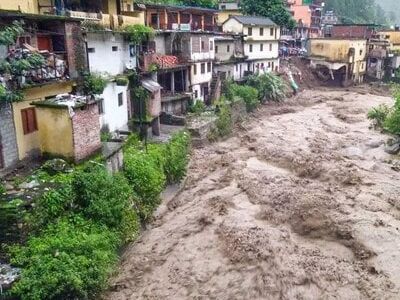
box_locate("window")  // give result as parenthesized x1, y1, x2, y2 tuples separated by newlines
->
(249, 44, 253, 52)
(269, 43, 272, 51)
(215, 45, 218, 53)
(270, 28, 274, 36)
(260, 44, 263, 51)
(201, 40, 205, 51)
(21, 107, 38, 135)
(201, 63, 205, 74)
(359, 49, 363, 56)
(228, 70, 231, 77)
(112, 46, 118, 52)
(193, 64, 197, 75)
(248, 27, 252, 36)
(236, 64, 238, 71)
(194, 90, 198, 98)
(210, 41, 214, 51)
(221, 4, 226, 9)
(260, 28, 264, 36)
(98, 99, 105, 114)
(207, 62, 211, 72)
(118, 92, 123, 106)
(227, 45, 230, 52)
(271, 61, 274, 70)
(88, 47, 95, 53)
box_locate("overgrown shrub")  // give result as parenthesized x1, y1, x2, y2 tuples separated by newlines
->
(247, 73, 287, 102)
(124, 24, 154, 44)
(211, 100, 233, 139)
(83, 72, 107, 95)
(226, 82, 259, 112)
(367, 104, 391, 129)
(189, 100, 206, 115)
(164, 131, 191, 183)
(0, 181, 5, 194)
(72, 166, 140, 240)
(10, 218, 118, 300)
(124, 147, 166, 220)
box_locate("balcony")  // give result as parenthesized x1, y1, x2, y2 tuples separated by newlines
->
(139, 53, 189, 73)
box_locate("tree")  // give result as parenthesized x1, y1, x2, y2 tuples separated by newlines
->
(240, 0, 296, 29)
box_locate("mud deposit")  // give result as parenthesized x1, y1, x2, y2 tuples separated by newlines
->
(107, 89, 400, 300)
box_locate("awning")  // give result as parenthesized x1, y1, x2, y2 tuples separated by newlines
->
(141, 79, 162, 92)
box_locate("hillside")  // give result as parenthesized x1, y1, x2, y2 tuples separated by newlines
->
(377, 0, 399, 23)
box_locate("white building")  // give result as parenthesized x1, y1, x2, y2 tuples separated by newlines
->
(223, 15, 280, 75)
(86, 31, 136, 132)
(214, 34, 246, 81)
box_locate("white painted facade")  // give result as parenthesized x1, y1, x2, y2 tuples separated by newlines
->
(86, 32, 135, 132)
(99, 82, 129, 132)
(223, 17, 280, 74)
(87, 32, 136, 75)
(191, 61, 213, 101)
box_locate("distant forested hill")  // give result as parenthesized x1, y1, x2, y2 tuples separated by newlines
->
(379, 0, 400, 23)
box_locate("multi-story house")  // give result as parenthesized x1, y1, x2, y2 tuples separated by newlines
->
(86, 31, 136, 133)
(307, 38, 367, 85)
(140, 3, 218, 109)
(0, 0, 144, 30)
(217, 0, 241, 26)
(223, 16, 280, 75)
(214, 34, 247, 81)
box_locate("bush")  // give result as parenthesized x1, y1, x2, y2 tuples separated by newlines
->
(83, 73, 107, 95)
(124, 147, 166, 220)
(215, 101, 233, 137)
(189, 100, 206, 115)
(164, 131, 191, 183)
(367, 104, 391, 129)
(227, 83, 259, 112)
(0, 181, 5, 194)
(72, 166, 140, 240)
(10, 218, 118, 300)
(247, 73, 287, 102)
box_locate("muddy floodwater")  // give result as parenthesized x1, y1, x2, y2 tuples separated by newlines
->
(107, 89, 400, 299)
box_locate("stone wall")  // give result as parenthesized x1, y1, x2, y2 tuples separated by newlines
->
(72, 104, 101, 162)
(0, 102, 19, 169)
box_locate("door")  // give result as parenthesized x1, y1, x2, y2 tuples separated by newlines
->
(203, 86, 210, 105)
(37, 36, 52, 51)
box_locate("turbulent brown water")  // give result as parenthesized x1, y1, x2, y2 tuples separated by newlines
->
(107, 89, 400, 300)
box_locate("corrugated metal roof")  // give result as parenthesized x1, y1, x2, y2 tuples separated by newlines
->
(228, 15, 277, 27)
(141, 79, 162, 92)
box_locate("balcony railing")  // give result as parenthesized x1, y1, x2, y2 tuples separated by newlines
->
(149, 22, 217, 32)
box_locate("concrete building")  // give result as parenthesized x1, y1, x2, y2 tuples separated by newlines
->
(328, 24, 377, 39)
(0, 12, 86, 161)
(140, 3, 218, 108)
(214, 34, 247, 81)
(307, 38, 367, 85)
(86, 31, 136, 132)
(0, 0, 144, 29)
(223, 15, 280, 74)
(217, 0, 241, 26)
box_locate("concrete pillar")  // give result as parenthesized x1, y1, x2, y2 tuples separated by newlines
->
(171, 71, 175, 95)
(152, 117, 161, 136)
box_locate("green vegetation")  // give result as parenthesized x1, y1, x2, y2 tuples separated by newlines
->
(189, 100, 207, 115)
(240, 0, 296, 29)
(246, 73, 287, 103)
(82, 73, 107, 95)
(115, 76, 129, 86)
(124, 24, 154, 44)
(8, 130, 191, 300)
(225, 81, 259, 112)
(140, 0, 217, 9)
(0, 181, 5, 194)
(367, 103, 391, 129)
(325, 0, 389, 25)
(368, 86, 400, 135)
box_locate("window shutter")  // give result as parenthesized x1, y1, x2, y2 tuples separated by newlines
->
(21, 109, 28, 135)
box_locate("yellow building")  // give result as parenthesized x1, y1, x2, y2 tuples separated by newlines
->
(217, 1, 241, 25)
(0, 0, 39, 13)
(377, 30, 400, 52)
(12, 82, 73, 160)
(307, 38, 367, 85)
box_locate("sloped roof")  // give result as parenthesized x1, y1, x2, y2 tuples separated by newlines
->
(141, 79, 162, 92)
(226, 15, 277, 27)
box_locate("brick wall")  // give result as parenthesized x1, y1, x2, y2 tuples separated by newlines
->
(331, 26, 374, 39)
(0, 102, 19, 169)
(72, 103, 101, 162)
(64, 21, 87, 79)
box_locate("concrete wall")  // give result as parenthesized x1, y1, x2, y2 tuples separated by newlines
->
(223, 18, 244, 34)
(308, 39, 367, 63)
(87, 32, 136, 76)
(72, 104, 101, 162)
(0, 103, 19, 169)
(36, 107, 74, 159)
(191, 61, 213, 85)
(215, 40, 235, 62)
(13, 82, 73, 160)
(379, 31, 400, 51)
(245, 41, 279, 60)
(191, 35, 215, 61)
(244, 25, 280, 41)
(0, 0, 38, 13)
(214, 62, 247, 81)
(100, 82, 129, 132)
